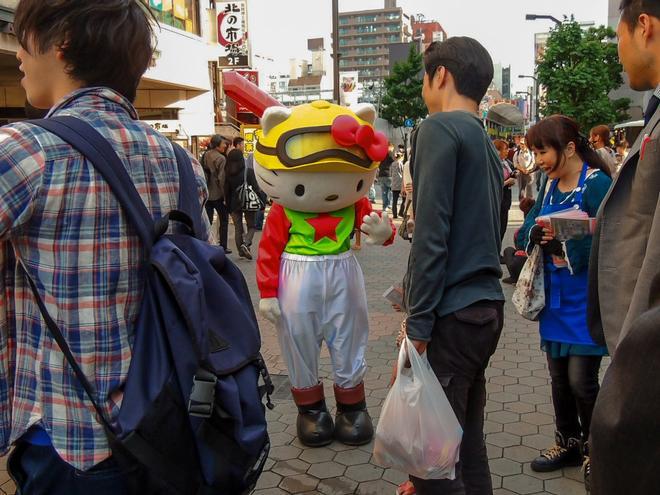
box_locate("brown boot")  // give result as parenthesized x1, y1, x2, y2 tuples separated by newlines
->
(291, 383, 334, 447)
(334, 382, 374, 446)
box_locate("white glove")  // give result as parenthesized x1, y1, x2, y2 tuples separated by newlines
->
(259, 297, 282, 324)
(361, 211, 392, 245)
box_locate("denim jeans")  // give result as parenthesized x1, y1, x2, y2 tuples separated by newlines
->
(411, 300, 504, 495)
(379, 177, 392, 210)
(546, 354, 602, 441)
(8, 441, 136, 495)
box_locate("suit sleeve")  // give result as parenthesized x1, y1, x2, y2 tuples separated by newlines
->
(404, 119, 457, 342)
(354, 197, 395, 246)
(257, 203, 291, 298)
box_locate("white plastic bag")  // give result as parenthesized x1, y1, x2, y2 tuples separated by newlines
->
(373, 338, 463, 480)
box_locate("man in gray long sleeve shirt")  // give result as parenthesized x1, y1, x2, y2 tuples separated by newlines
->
(402, 37, 505, 495)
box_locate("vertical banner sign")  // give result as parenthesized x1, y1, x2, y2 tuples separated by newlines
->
(149, 0, 163, 10)
(218, 2, 250, 68)
(339, 71, 359, 108)
(173, 0, 186, 19)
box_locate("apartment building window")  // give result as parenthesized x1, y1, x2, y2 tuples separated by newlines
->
(357, 25, 376, 33)
(385, 12, 400, 20)
(150, 0, 200, 35)
(339, 17, 350, 25)
(339, 39, 348, 46)
(357, 15, 377, 23)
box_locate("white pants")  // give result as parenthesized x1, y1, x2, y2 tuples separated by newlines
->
(277, 252, 369, 389)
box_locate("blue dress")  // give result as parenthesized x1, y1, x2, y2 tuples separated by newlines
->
(519, 164, 611, 358)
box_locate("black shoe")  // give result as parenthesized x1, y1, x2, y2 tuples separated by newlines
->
(239, 244, 252, 260)
(296, 401, 334, 448)
(334, 400, 374, 446)
(223, 247, 232, 255)
(531, 432, 583, 472)
(502, 276, 517, 285)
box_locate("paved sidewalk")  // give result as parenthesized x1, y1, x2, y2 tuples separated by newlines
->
(237, 204, 604, 495)
(0, 200, 605, 495)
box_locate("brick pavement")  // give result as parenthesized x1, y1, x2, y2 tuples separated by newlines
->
(0, 198, 606, 495)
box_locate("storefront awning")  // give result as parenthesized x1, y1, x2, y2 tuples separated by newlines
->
(222, 71, 283, 118)
(487, 103, 524, 127)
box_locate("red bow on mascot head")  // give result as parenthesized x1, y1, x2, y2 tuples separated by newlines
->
(331, 115, 389, 162)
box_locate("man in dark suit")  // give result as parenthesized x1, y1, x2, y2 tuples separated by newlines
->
(587, 1, 660, 493)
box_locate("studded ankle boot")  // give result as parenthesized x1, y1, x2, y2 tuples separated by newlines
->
(531, 431, 583, 472)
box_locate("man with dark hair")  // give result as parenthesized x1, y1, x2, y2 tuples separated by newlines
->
(0, 1, 209, 492)
(587, 1, 660, 493)
(399, 37, 504, 495)
(589, 124, 617, 175)
(204, 134, 232, 253)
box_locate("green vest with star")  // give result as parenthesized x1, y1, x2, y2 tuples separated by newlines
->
(284, 205, 356, 255)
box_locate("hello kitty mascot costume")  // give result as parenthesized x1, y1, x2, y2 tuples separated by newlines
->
(254, 101, 395, 447)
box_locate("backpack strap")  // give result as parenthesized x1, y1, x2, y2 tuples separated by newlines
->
(31, 116, 205, 242)
(171, 141, 205, 239)
(20, 260, 115, 436)
(30, 117, 156, 247)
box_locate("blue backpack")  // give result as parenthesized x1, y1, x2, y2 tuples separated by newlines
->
(28, 117, 274, 494)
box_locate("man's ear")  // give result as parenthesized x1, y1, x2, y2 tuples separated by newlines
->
(435, 66, 449, 89)
(639, 13, 658, 45)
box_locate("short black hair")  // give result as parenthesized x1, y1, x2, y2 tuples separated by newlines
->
(620, 0, 660, 30)
(210, 134, 224, 148)
(424, 37, 494, 105)
(233, 137, 245, 147)
(14, 0, 155, 103)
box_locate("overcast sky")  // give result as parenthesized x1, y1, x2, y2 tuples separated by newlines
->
(248, 0, 611, 95)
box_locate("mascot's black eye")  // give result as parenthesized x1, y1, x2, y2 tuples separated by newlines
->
(295, 184, 305, 197)
(357, 180, 364, 192)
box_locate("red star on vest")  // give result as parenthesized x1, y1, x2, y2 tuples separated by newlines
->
(306, 212, 343, 243)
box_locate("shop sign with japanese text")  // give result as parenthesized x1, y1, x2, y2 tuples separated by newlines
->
(217, 2, 250, 68)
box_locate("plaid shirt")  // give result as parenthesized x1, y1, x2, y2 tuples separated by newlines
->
(0, 88, 208, 469)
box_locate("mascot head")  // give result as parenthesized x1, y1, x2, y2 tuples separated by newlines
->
(253, 101, 389, 213)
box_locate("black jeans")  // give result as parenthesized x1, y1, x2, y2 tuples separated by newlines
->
(411, 300, 504, 495)
(392, 190, 402, 218)
(546, 354, 602, 441)
(205, 199, 229, 249)
(230, 210, 256, 250)
(8, 441, 136, 495)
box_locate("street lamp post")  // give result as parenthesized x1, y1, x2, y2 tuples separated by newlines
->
(525, 14, 562, 26)
(519, 74, 539, 123)
(332, 0, 341, 105)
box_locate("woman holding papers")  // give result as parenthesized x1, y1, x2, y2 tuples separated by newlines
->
(517, 116, 612, 481)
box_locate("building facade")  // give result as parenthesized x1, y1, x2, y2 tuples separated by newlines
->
(0, 0, 225, 150)
(337, 0, 411, 85)
(411, 19, 447, 50)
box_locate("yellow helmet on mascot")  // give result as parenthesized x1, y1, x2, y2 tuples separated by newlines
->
(254, 100, 389, 173)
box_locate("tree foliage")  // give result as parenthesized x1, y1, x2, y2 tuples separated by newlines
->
(380, 44, 427, 130)
(537, 19, 630, 131)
